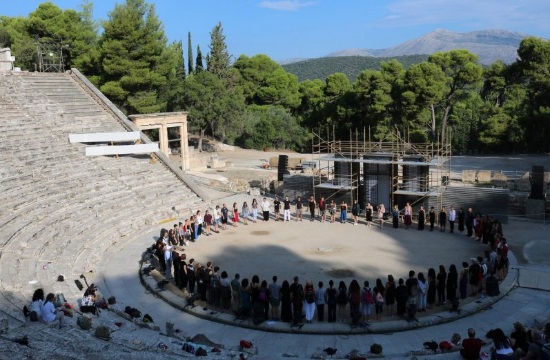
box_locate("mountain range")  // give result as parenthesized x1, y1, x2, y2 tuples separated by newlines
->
(284, 29, 534, 66)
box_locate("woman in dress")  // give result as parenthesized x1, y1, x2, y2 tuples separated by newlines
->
(446, 264, 458, 304)
(404, 202, 412, 229)
(303, 280, 316, 323)
(240, 278, 252, 317)
(348, 279, 361, 325)
(436, 265, 447, 305)
(251, 198, 258, 223)
(457, 207, 465, 234)
(417, 272, 427, 312)
(337, 281, 348, 322)
(459, 261, 469, 300)
(329, 200, 337, 223)
(427, 268, 437, 309)
(351, 200, 360, 225)
(242, 201, 249, 225)
(326, 280, 337, 322)
(378, 204, 385, 228)
(429, 206, 436, 231)
(418, 206, 425, 230)
(392, 205, 399, 228)
(439, 206, 447, 232)
(232, 202, 239, 227)
(365, 202, 373, 227)
(385, 274, 396, 317)
(280, 280, 292, 322)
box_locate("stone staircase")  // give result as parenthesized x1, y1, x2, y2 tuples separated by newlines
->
(0, 72, 203, 325)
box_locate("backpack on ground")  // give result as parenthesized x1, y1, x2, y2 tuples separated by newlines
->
(29, 311, 38, 322)
(77, 315, 93, 330)
(94, 325, 111, 340)
(125, 306, 141, 318)
(142, 313, 154, 323)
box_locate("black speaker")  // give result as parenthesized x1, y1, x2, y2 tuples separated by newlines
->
(530, 165, 544, 200)
(278, 155, 288, 181)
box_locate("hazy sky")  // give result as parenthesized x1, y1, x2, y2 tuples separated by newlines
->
(2, 0, 549, 61)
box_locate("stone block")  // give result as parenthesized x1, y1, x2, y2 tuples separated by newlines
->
(462, 170, 476, 183)
(525, 199, 545, 220)
(208, 159, 225, 169)
(491, 172, 508, 187)
(477, 170, 492, 183)
(249, 187, 260, 196)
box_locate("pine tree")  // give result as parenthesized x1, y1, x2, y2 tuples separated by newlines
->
(187, 32, 194, 75)
(97, 0, 169, 114)
(195, 44, 204, 72)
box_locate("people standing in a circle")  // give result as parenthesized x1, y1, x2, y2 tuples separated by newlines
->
(448, 206, 456, 233)
(429, 206, 436, 231)
(274, 196, 281, 221)
(340, 200, 348, 224)
(439, 206, 447, 232)
(283, 196, 291, 222)
(295, 196, 303, 221)
(352, 200, 360, 225)
(261, 197, 270, 221)
(418, 206, 425, 230)
(365, 202, 373, 227)
(392, 205, 399, 228)
(232, 202, 239, 227)
(308, 196, 316, 222)
(221, 204, 229, 230)
(404, 202, 412, 230)
(377, 204, 385, 228)
(318, 197, 326, 223)
(329, 200, 336, 223)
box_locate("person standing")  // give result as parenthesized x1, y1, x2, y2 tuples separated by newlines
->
(326, 280, 337, 322)
(290, 276, 304, 325)
(315, 281, 326, 322)
(429, 206, 436, 231)
(318, 197, 326, 223)
(251, 198, 258, 223)
(303, 281, 316, 323)
(404, 202, 412, 230)
(437, 265, 447, 305)
(465, 207, 474, 237)
(242, 202, 249, 225)
(308, 196, 316, 222)
(221, 204, 229, 230)
(418, 206, 425, 230)
(439, 206, 447, 232)
(203, 210, 213, 235)
(213, 205, 221, 233)
(448, 206, 456, 233)
(352, 200, 360, 225)
(194, 210, 203, 240)
(340, 200, 348, 224)
(329, 200, 337, 223)
(232, 202, 239, 227)
(392, 205, 400, 229)
(273, 196, 281, 221)
(457, 207, 465, 234)
(261, 197, 270, 221)
(230, 273, 241, 313)
(283, 196, 291, 222)
(295, 196, 303, 221)
(365, 202, 373, 227)
(378, 204, 385, 228)
(268, 276, 281, 321)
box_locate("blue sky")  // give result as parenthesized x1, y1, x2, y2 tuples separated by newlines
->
(2, 0, 549, 61)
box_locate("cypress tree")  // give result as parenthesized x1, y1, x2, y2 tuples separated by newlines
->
(187, 32, 194, 75)
(195, 44, 204, 72)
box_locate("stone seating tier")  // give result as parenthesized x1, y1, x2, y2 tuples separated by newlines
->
(0, 72, 203, 326)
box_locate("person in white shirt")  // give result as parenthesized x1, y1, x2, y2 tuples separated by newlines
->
(41, 293, 66, 329)
(261, 198, 270, 221)
(30, 288, 44, 320)
(448, 206, 457, 233)
(164, 244, 173, 279)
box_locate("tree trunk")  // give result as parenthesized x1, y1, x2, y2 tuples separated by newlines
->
(440, 105, 451, 147)
(430, 104, 437, 141)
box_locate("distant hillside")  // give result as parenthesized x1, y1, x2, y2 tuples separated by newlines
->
(327, 29, 530, 65)
(282, 54, 428, 82)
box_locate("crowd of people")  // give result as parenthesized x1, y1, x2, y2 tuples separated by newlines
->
(151, 195, 511, 328)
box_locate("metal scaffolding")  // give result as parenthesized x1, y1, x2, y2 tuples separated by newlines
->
(312, 127, 451, 210)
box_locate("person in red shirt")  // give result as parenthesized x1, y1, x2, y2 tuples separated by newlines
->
(460, 328, 485, 360)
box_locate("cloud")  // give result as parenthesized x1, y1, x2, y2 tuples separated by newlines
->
(376, 0, 550, 32)
(259, 0, 316, 11)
